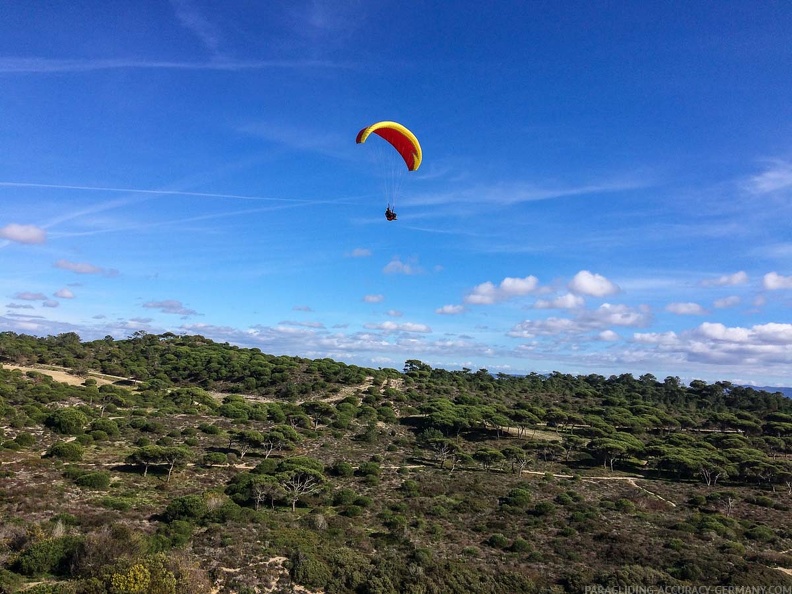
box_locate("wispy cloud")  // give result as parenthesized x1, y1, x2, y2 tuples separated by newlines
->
(436, 304, 465, 315)
(383, 257, 421, 275)
(54, 259, 119, 276)
(413, 178, 646, 207)
(0, 57, 351, 74)
(700, 271, 748, 287)
(143, 300, 200, 316)
(665, 302, 708, 315)
(170, 0, 221, 55)
(747, 160, 792, 194)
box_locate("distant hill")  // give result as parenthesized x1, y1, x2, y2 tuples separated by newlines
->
(753, 386, 792, 398)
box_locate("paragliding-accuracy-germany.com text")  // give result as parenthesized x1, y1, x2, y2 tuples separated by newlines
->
(585, 586, 792, 594)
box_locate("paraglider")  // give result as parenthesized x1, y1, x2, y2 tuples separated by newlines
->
(356, 121, 421, 221)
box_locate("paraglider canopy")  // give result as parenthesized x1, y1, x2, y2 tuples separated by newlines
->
(356, 121, 422, 171)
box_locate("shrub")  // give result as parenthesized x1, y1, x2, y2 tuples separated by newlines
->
(355, 461, 381, 477)
(400, 479, 420, 497)
(511, 537, 532, 553)
(332, 489, 357, 506)
(203, 452, 227, 467)
(353, 496, 372, 508)
(14, 536, 82, 577)
(0, 569, 23, 593)
(555, 493, 574, 505)
(329, 460, 354, 477)
(504, 488, 531, 508)
(75, 471, 111, 490)
(14, 432, 36, 447)
(745, 525, 776, 542)
(46, 441, 84, 461)
(45, 408, 88, 435)
(614, 498, 636, 513)
(341, 505, 363, 517)
(89, 418, 120, 437)
(199, 423, 223, 435)
(99, 496, 132, 511)
(532, 501, 556, 516)
(487, 533, 510, 549)
(163, 495, 208, 523)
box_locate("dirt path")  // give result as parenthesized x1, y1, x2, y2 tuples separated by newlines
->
(1, 364, 129, 387)
(518, 470, 677, 506)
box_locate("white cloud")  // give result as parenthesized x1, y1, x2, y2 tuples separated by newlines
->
(43, 300, 59, 308)
(0, 223, 46, 244)
(279, 320, 325, 329)
(142, 300, 200, 316)
(363, 321, 432, 334)
(293, 305, 312, 312)
(534, 293, 585, 309)
(701, 271, 748, 287)
(14, 292, 47, 301)
(568, 271, 619, 297)
(630, 322, 792, 370)
(464, 275, 539, 305)
(763, 272, 792, 290)
(713, 296, 740, 308)
(599, 330, 620, 341)
(54, 259, 118, 276)
(349, 248, 371, 258)
(436, 304, 465, 315)
(666, 302, 707, 315)
(363, 294, 384, 303)
(383, 257, 420, 275)
(386, 310, 402, 317)
(6, 303, 34, 309)
(508, 303, 650, 339)
(54, 288, 75, 299)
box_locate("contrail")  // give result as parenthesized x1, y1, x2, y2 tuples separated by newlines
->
(0, 181, 321, 203)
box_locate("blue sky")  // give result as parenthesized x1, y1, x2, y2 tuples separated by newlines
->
(1, 1, 791, 386)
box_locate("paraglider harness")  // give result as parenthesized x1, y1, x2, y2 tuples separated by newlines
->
(385, 205, 397, 221)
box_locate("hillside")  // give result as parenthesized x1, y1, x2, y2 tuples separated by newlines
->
(0, 331, 791, 593)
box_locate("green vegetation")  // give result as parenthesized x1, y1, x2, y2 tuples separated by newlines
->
(1, 332, 791, 593)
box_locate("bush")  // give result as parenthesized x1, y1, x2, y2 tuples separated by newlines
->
(511, 537, 532, 553)
(14, 536, 82, 577)
(14, 432, 36, 447)
(163, 495, 208, 523)
(532, 501, 556, 516)
(332, 488, 357, 506)
(400, 479, 419, 497)
(329, 460, 354, 477)
(355, 461, 381, 477)
(74, 471, 111, 490)
(89, 418, 120, 437)
(99, 496, 132, 511)
(45, 408, 88, 435)
(614, 498, 636, 513)
(203, 452, 227, 467)
(46, 441, 84, 461)
(341, 505, 363, 517)
(745, 525, 776, 542)
(487, 533, 510, 549)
